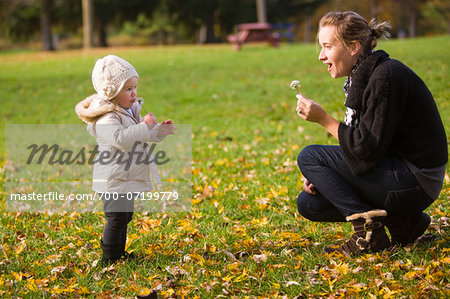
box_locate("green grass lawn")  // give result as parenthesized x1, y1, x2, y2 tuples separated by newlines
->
(0, 36, 449, 298)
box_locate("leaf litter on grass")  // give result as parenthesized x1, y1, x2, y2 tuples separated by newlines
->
(1, 40, 450, 297)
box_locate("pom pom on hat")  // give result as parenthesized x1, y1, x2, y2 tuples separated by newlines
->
(92, 55, 139, 100)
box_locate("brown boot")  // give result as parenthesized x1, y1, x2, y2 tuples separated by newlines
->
(383, 212, 431, 246)
(324, 210, 392, 256)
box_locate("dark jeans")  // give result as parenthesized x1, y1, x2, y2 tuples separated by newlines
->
(102, 194, 134, 246)
(296, 145, 434, 222)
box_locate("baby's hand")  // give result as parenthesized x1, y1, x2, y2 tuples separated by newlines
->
(158, 119, 176, 136)
(161, 119, 174, 125)
(143, 113, 158, 125)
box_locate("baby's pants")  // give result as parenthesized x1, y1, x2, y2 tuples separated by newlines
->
(102, 194, 134, 246)
(103, 211, 133, 246)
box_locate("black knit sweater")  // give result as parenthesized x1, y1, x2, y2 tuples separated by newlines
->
(338, 50, 448, 176)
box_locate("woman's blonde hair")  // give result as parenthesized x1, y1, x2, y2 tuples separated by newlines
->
(319, 11, 391, 54)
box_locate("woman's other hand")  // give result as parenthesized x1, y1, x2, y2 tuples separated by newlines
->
(303, 178, 317, 195)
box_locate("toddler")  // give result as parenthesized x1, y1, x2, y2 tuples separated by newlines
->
(75, 55, 174, 264)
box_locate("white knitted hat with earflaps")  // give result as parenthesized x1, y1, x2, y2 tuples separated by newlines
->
(91, 55, 139, 100)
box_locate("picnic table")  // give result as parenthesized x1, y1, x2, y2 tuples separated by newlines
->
(227, 22, 279, 51)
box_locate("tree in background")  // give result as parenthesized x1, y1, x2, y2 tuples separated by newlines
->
(256, 0, 267, 23)
(407, 0, 418, 37)
(91, 0, 159, 47)
(147, 2, 176, 45)
(250, 0, 328, 42)
(0, 0, 448, 50)
(0, 0, 40, 45)
(82, 0, 93, 49)
(318, 0, 448, 38)
(168, 0, 229, 44)
(422, 0, 450, 35)
(0, 0, 82, 49)
(40, 0, 54, 50)
(218, 0, 330, 43)
(286, 0, 330, 42)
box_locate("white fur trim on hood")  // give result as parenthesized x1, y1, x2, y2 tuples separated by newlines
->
(75, 94, 116, 124)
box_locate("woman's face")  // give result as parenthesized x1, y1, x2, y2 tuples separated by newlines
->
(318, 26, 360, 79)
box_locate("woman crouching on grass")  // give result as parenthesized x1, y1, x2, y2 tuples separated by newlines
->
(295, 11, 447, 255)
(75, 55, 175, 265)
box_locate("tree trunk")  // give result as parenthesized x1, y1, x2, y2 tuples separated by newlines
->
(198, 25, 207, 44)
(40, 0, 54, 51)
(370, 0, 379, 19)
(256, 0, 267, 23)
(304, 14, 311, 43)
(98, 18, 108, 47)
(82, 0, 94, 48)
(205, 0, 217, 43)
(157, 29, 167, 45)
(408, 0, 417, 38)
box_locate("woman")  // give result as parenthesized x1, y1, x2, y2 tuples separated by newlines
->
(295, 11, 447, 255)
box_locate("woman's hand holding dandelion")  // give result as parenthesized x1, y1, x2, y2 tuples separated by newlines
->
(290, 79, 339, 139)
(290, 79, 324, 121)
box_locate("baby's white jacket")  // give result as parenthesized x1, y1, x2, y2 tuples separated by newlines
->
(75, 95, 163, 193)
